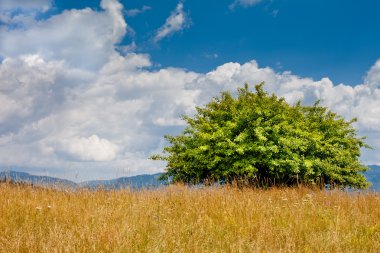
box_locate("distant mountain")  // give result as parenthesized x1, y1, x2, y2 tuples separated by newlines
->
(0, 170, 77, 188)
(366, 165, 380, 191)
(1, 167, 379, 191)
(0, 170, 167, 190)
(80, 173, 166, 190)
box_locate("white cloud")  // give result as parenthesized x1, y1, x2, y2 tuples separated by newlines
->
(0, 0, 127, 70)
(125, 5, 151, 17)
(0, 0, 380, 181)
(204, 53, 219, 59)
(194, 60, 379, 130)
(0, 55, 66, 131)
(1, 54, 380, 180)
(0, 51, 200, 180)
(153, 2, 189, 42)
(57, 135, 118, 162)
(119, 42, 138, 53)
(0, 0, 52, 12)
(229, 0, 262, 10)
(0, 0, 53, 27)
(365, 59, 380, 89)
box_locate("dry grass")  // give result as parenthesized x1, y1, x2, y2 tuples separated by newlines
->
(0, 182, 379, 253)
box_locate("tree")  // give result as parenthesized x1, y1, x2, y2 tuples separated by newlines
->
(151, 83, 371, 189)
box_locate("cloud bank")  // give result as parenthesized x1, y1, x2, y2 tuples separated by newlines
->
(0, 0, 379, 180)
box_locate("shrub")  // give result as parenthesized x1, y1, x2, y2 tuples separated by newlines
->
(151, 83, 370, 189)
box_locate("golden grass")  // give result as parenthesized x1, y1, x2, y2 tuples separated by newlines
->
(1, 182, 379, 253)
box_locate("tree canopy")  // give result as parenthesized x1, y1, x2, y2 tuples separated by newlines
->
(151, 83, 370, 189)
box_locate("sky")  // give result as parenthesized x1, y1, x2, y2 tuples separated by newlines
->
(0, 0, 380, 181)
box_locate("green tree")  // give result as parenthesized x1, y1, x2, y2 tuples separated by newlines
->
(151, 83, 370, 189)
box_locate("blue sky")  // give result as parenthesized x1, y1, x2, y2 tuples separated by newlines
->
(53, 0, 380, 85)
(0, 0, 380, 180)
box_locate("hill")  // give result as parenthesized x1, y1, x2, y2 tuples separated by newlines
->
(367, 165, 380, 190)
(0, 170, 165, 189)
(80, 173, 166, 189)
(0, 170, 77, 188)
(1, 166, 379, 190)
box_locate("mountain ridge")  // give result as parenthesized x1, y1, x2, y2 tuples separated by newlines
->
(1, 165, 379, 190)
(0, 170, 166, 190)
(366, 165, 380, 190)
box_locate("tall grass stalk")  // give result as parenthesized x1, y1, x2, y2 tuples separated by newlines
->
(1, 182, 379, 252)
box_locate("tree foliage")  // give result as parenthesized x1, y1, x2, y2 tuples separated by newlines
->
(151, 83, 370, 189)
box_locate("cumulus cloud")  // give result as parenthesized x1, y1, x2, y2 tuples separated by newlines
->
(153, 2, 189, 42)
(57, 135, 118, 162)
(0, 0, 127, 70)
(229, 0, 263, 10)
(0, 50, 200, 179)
(0, 55, 67, 133)
(0, 0, 379, 181)
(365, 59, 380, 89)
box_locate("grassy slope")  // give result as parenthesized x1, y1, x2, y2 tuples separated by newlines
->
(1, 183, 379, 253)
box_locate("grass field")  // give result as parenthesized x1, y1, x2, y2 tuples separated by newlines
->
(1, 182, 379, 253)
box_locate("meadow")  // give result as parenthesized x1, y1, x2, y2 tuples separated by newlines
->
(1, 182, 379, 253)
